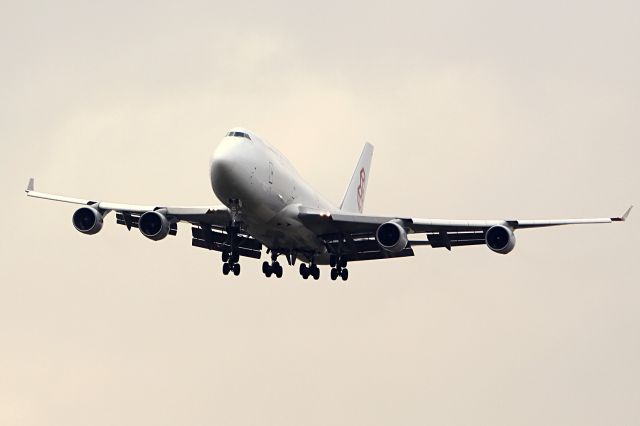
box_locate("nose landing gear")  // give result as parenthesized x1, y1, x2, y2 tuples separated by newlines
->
(221, 202, 243, 277)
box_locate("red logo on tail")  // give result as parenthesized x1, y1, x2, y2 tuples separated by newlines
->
(356, 168, 366, 212)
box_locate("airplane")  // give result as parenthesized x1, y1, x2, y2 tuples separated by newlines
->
(26, 127, 632, 281)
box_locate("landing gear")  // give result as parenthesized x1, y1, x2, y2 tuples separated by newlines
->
(299, 263, 319, 280)
(330, 268, 338, 280)
(262, 261, 271, 277)
(263, 253, 283, 278)
(222, 250, 241, 276)
(340, 268, 348, 281)
(221, 219, 243, 277)
(330, 256, 349, 281)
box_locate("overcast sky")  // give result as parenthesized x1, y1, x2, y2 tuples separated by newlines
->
(1, 1, 639, 425)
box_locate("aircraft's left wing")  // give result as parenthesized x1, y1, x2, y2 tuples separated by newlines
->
(299, 205, 632, 259)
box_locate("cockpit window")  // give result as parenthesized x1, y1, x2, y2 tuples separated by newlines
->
(226, 131, 251, 140)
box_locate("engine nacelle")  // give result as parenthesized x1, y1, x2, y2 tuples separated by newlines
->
(485, 225, 516, 254)
(376, 220, 408, 253)
(139, 210, 171, 241)
(72, 206, 104, 235)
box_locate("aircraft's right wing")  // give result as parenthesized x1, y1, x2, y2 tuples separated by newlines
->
(26, 178, 232, 227)
(298, 206, 632, 260)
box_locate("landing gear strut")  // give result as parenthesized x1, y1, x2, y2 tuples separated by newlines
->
(329, 255, 348, 281)
(262, 252, 283, 278)
(222, 221, 242, 277)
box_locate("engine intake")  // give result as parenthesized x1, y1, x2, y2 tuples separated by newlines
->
(72, 206, 104, 235)
(485, 225, 516, 254)
(376, 221, 408, 253)
(139, 210, 171, 241)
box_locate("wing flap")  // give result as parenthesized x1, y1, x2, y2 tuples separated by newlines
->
(426, 230, 486, 249)
(191, 226, 262, 259)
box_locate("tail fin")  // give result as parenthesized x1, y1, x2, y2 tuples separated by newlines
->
(340, 143, 374, 213)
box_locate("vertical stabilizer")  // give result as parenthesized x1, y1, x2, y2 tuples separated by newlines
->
(340, 143, 374, 213)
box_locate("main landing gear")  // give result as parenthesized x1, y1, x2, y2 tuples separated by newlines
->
(222, 250, 241, 276)
(299, 262, 320, 280)
(329, 255, 349, 281)
(262, 252, 283, 278)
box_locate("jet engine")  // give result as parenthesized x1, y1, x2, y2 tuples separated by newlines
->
(485, 225, 516, 254)
(376, 220, 408, 253)
(72, 206, 104, 235)
(139, 210, 171, 241)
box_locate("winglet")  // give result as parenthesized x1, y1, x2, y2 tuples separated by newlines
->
(612, 205, 633, 222)
(26, 178, 35, 193)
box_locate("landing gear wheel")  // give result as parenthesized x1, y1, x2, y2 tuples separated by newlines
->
(339, 258, 348, 268)
(340, 268, 349, 281)
(222, 263, 231, 275)
(231, 252, 240, 264)
(311, 265, 320, 280)
(299, 263, 309, 279)
(273, 261, 283, 278)
(222, 251, 229, 262)
(233, 263, 240, 276)
(330, 268, 338, 281)
(329, 255, 337, 268)
(262, 261, 272, 277)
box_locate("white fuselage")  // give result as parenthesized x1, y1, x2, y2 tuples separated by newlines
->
(209, 130, 334, 255)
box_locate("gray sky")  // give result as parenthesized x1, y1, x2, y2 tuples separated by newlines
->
(1, 1, 639, 425)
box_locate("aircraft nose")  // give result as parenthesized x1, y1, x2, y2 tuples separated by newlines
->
(210, 154, 236, 186)
(210, 148, 244, 203)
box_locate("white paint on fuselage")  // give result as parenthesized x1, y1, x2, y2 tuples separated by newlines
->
(209, 128, 335, 258)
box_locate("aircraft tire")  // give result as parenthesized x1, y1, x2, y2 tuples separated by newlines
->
(309, 264, 319, 280)
(330, 268, 338, 281)
(274, 262, 283, 278)
(340, 268, 348, 281)
(233, 263, 240, 276)
(299, 263, 308, 279)
(222, 263, 231, 275)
